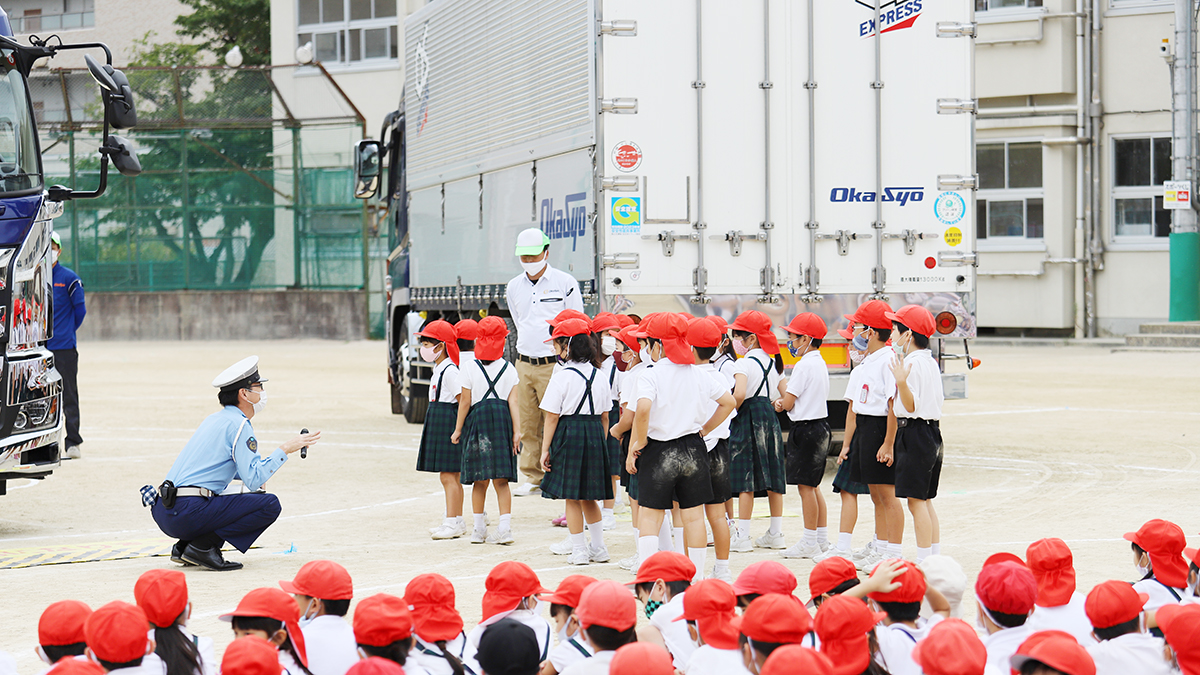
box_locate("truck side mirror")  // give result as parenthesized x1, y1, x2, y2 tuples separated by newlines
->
(84, 54, 137, 129)
(103, 135, 141, 177)
(353, 139, 381, 199)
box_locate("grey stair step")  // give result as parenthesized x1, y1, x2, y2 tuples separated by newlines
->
(1124, 333, 1200, 348)
(1137, 321, 1200, 335)
(1112, 346, 1200, 354)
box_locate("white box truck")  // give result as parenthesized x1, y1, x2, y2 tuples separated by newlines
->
(355, 0, 979, 426)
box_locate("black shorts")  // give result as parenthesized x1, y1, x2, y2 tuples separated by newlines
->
(706, 439, 732, 506)
(853, 414, 894, 485)
(635, 434, 714, 510)
(786, 418, 831, 487)
(894, 419, 943, 500)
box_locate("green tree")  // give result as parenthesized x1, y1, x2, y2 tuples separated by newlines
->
(173, 0, 270, 66)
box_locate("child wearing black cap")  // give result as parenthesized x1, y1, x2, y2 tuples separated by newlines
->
(476, 619, 540, 675)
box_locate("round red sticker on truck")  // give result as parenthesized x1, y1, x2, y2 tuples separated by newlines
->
(611, 142, 642, 172)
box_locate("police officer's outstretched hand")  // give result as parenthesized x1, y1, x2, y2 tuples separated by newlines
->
(280, 430, 322, 455)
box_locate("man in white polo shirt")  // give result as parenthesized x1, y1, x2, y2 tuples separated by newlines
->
(506, 227, 584, 496)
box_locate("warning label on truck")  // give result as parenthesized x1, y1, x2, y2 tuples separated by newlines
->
(944, 227, 963, 247)
(611, 142, 642, 172)
(611, 197, 641, 235)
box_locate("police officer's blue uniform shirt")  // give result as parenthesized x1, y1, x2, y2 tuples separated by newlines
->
(166, 406, 287, 493)
(49, 263, 86, 350)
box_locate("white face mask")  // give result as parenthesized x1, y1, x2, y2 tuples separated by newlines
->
(251, 390, 267, 415)
(1136, 553, 1151, 578)
(639, 348, 651, 363)
(556, 623, 571, 645)
(601, 335, 617, 356)
(51, 249, 59, 266)
(298, 598, 317, 628)
(520, 258, 548, 277)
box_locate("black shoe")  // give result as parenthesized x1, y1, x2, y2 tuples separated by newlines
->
(170, 543, 195, 566)
(181, 544, 243, 571)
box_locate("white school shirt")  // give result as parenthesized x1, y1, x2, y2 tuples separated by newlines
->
(698, 363, 736, 449)
(0, 653, 15, 675)
(540, 364, 612, 416)
(874, 617, 942, 675)
(895, 349, 943, 420)
(982, 625, 1031, 675)
(844, 348, 896, 417)
(683, 645, 751, 675)
(619, 362, 652, 410)
(460, 350, 474, 364)
(637, 360, 729, 442)
(1087, 632, 1173, 675)
(506, 265, 584, 358)
(1133, 577, 1187, 612)
(280, 651, 304, 675)
(108, 661, 165, 675)
(429, 359, 462, 403)
(785, 349, 830, 421)
(461, 359, 519, 405)
(410, 633, 468, 675)
(650, 592, 697, 670)
(600, 355, 622, 404)
(1025, 593, 1096, 644)
(140, 627, 216, 675)
(736, 350, 781, 401)
(547, 635, 594, 672)
(558, 650, 614, 675)
(462, 609, 553, 675)
(300, 615, 360, 675)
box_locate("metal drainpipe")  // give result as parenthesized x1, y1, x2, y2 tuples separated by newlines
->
(804, 0, 818, 301)
(759, 0, 775, 302)
(871, 1, 885, 297)
(693, 0, 708, 302)
(1073, 0, 1086, 338)
(1086, 0, 1101, 337)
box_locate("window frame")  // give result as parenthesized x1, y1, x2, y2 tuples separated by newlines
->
(976, 138, 1047, 248)
(975, 0, 1043, 12)
(1106, 0, 1171, 17)
(296, 0, 399, 69)
(1109, 132, 1172, 248)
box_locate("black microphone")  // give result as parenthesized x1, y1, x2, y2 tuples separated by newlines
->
(300, 428, 309, 459)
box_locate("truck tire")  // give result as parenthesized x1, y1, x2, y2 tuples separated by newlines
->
(405, 395, 429, 424)
(390, 380, 405, 415)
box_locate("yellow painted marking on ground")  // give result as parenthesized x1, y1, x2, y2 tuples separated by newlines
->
(0, 538, 172, 569)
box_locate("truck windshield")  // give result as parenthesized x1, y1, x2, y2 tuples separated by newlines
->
(0, 51, 40, 195)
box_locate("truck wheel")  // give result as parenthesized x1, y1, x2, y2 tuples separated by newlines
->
(405, 395, 429, 424)
(390, 380, 406, 415)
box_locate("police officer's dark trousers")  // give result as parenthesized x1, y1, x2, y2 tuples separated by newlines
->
(152, 493, 281, 552)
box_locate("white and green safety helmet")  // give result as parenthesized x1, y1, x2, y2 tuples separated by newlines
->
(514, 227, 550, 257)
(50, 231, 61, 247)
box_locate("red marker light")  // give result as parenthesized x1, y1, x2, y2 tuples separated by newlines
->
(935, 311, 957, 335)
(924, 257, 937, 269)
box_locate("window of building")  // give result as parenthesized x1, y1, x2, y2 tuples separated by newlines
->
(1108, 0, 1170, 11)
(1112, 136, 1171, 239)
(975, 0, 1043, 10)
(297, 0, 398, 66)
(976, 141, 1044, 240)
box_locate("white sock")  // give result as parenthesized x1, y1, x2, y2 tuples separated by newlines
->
(688, 547, 707, 582)
(474, 513, 486, 531)
(638, 536, 659, 563)
(658, 518, 673, 551)
(917, 546, 932, 562)
(888, 543, 902, 559)
(443, 517, 456, 528)
(714, 559, 729, 575)
(673, 527, 685, 555)
(499, 514, 512, 531)
(455, 515, 464, 525)
(803, 528, 818, 546)
(587, 521, 604, 548)
(873, 534, 882, 547)
(570, 531, 586, 549)
(769, 517, 783, 536)
(816, 526, 828, 544)
(738, 520, 751, 538)
(632, 530, 640, 551)
(932, 542, 941, 555)
(602, 507, 614, 519)
(837, 532, 853, 551)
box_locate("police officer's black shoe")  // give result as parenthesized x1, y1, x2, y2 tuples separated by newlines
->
(170, 542, 197, 566)
(181, 544, 243, 571)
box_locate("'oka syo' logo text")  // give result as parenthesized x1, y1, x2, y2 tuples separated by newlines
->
(830, 187, 925, 205)
(856, 0, 922, 37)
(541, 192, 587, 251)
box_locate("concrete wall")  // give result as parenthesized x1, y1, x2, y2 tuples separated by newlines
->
(10, 0, 193, 68)
(77, 291, 368, 340)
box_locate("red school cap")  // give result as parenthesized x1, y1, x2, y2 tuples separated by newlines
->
(481, 561, 550, 623)
(545, 575, 599, 608)
(885, 304, 935, 338)
(134, 569, 189, 629)
(84, 601, 152, 664)
(867, 559, 926, 604)
(221, 636, 283, 675)
(1026, 538, 1076, 608)
(47, 660, 105, 675)
(1010, 635, 1096, 675)
(1124, 519, 1190, 589)
(632, 313, 657, 339)
(548, 309, 593, 331)
(592, 312, 622, 334)
(631, 551, 697, 585)
(220, 588, 308, 668)
(616, 314, 635, 328)
(1084, 580, 1148, 630)
(704, 314, 730, 333)
(735, 593, 812, 644)
(1157, 603, 1200, 674)
(984, 551, 1026, 568)
(404, 573, 464, 642)
(733, 560, 798, 597)
(39, 600, 93, 646)
(353, 593, 413, 647)
(784, 312, 828, 340)
(731, 311, 780, 355)
(687, 317, 723, 348)
(546, 317, 593, 342)
(854, 300, 894, 331)
(455, 319, 479, 341)
(814, 595, 887, 675)
(975, 562, 1037, 616)
(576, 579, 637, 631)
(415, 320, 460, 366)
(345, 657, 406, 675)
(673, 579, 739, 650)
(645, 313, 695, 365)
(762, 646, 834, 675)
(809, 556, 859, 602)
(1012, 630, 1075, 664)
(279, 560, 354, 601)
(609, 642, 674, 675)
(473, 316, 509, 362)
(616, 325, 642, 353)
(910, 618, 987, 675)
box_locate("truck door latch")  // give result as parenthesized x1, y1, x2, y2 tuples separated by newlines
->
(642, 230, 698, 257)
(882, 229, 942, 255)
(815, 230, 872, 256)
(708, 230, 766, 256)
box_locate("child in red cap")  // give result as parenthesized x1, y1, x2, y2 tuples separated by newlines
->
(1010, 635, 1096, 675)
(542, 575, 599, 674)
(761, 645, 833, 675)
(279, 561, 356, 675)
(736, 593, 819, 672)
(404, 573, 469, 675)
(607, 642, 673, 675)
(221, 589, 309, 675)
(221, 637, 283, 675)
(631, 552, 698, 669)
(133, 569, 214, 675)
(351, 594, 420, 671)
(562, 580, 638, 675)
(456, 318, 478, 363)
(539, 318, 614, 566)
(415, 319, 467, 542)
(1125, 519, 1189, 613)
(609, 322, 652, 572)
(727, 311, 787, 553)
(592, 312, 625, 530)
(689, 317, 737, 582)
(673, 580, 749, 674)
(1158, 603, 1200, 675)
(866, 559, 952, 675)
(452, 315, 521, 545)
(909, 618, 986, 675)
(462, 562, 552, 675)
(813, 594, 888, 675)
(36, 601, 93, 673)
(1024, 539, 1094, 644)
(774, 312, 833, 560)
(1085, 579, 1171, 675)
(733, 561, 798, 610)
(975, 560, 1038, 675)
(84, 602, 156, 675)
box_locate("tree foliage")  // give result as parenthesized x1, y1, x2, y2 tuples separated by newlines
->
(172, 0, 271, 66)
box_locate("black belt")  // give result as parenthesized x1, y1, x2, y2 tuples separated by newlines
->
(896, 418, 939, 428)
(517, 355, 555, 366)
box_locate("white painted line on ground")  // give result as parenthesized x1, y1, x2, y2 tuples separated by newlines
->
(946, 406, 1200, 417)
(278, 497, 424, 521)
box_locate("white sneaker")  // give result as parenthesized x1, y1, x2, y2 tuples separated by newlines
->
(855, 549, 886, 571)
(618, 554, 639, 571)
(782, 540, 823, 559)
(470, 527, 488, 544)
(568, 547, 591, 565)
(819, 541, 832, 552)
(431, 523, 464, 540)
(730, 532, 753, 553)
(852, 540, 878, 561)
(706, 527, 714, 547)
(488, 528, 514, 545)
(550, 535, 574, 555)
(709, 566, 733, 583)
(755, 531, 787, 550)
(62, 444, 82, 460)
(512, 482, 542, 497)
(613, 500, 629, 515)
(589, 543, 611, 563)
(602, 514, 617, 531)
(813, 546, 853, 563)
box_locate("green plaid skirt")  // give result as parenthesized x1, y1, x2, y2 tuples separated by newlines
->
(541, 415, 614, 501)
(459, 399, 518, 484)
(416, 402, 461, 473)
(606, 401, 622, 475)
(728, 396, 787, 495)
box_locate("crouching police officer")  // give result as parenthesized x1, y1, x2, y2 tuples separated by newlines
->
(150, 356, 321, 571)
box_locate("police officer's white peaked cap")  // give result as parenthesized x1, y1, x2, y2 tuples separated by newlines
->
(212, 356, 269, 389)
